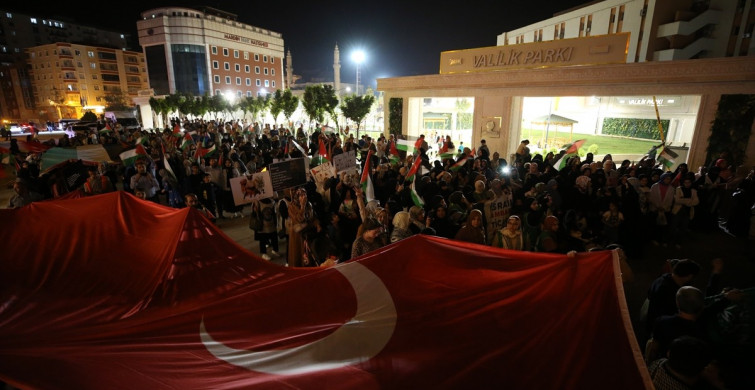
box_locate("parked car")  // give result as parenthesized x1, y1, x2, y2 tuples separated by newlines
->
(8, 122, 33, 133)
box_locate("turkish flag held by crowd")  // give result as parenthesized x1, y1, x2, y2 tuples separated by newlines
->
(0, 192, 651, 389)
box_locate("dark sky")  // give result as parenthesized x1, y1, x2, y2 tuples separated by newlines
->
(12, 1, 589, 87)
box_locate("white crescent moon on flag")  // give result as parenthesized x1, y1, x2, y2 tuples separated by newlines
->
(200, 262, 397, 375)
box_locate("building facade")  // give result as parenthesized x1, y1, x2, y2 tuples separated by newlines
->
(26, 42, 148, 121)
(498, 0, 754, 62)
(0, 8, 135, 122)
(136, 6, 285, 99)
(378, 0, 755, 170)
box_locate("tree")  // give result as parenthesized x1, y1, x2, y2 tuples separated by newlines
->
(280, 89, 300, 127)
(270, 89, 284, 126)
(302, 85, 327, 129)
(321, 85, 339, 127)
(341, 94, 375, 136)
(103, 87, 132, 111)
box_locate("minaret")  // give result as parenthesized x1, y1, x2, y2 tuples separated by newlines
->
(333, 44, 341, 98)
(286, 50, 293, 89)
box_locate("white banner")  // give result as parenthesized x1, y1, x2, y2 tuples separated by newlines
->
(333, 150, 357, 173)
(230, 171, 274, 206)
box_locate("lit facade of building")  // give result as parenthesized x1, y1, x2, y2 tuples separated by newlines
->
(378, 0, 755, 169)
(498, 0, 754, 62)
(0, 8, 135, 121)
(136, 7, 285, 99)
(25, 42, 148, 121)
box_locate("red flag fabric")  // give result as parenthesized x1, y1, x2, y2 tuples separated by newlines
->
(319, 138, 331, 161)
(0, 192, 651, 390)
(405, 155, 422, 181)
(16, 140, 52, 154)
(563, 139, 586, 155)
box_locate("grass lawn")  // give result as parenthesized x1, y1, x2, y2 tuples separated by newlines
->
(521, 128, 661, 155)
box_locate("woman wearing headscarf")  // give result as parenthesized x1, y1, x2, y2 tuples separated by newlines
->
(390, 211, 413, 243)
(454, 209, 486, 245)
(491, 215, 524, 250)
(287, 187, 316, 267)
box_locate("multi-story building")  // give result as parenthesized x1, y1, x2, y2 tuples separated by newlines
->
(498, 0, 754, 62)
(378, 0, 755, 169)
(136, 6, 285, 99)
(25, 42, 148, 121)
(0, 8, 135, 121)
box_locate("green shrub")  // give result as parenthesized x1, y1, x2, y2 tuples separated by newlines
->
(602, 118, 668, 140)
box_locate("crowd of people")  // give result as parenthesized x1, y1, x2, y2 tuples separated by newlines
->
(4, 116, 754, 389)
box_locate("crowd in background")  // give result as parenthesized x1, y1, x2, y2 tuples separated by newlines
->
(4, 117, 755, 389)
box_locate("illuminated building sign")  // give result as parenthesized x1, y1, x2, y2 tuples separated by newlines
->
(223, 33, 268, 48)
(440, 33, 629, 74)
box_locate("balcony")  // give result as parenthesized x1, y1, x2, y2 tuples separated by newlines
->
(653, 37, 717, 60)
(656, 9, 722, 37)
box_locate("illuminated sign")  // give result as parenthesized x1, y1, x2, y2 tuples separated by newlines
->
(223, 33, 268, 48)
(440, 33, 629, 74)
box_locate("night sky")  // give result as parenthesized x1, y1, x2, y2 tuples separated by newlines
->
(11, 1, 589, 87)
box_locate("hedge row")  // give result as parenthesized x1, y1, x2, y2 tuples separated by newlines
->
(602, 118, 668, 140)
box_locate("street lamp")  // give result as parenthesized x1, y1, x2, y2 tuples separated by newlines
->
(352, 50, 365, 96)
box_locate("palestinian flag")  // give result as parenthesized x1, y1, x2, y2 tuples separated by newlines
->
(396, 138, 416, 154)
(657, 146, 678, 169)
(449, 157, 470, 172)
(99, 123, 113, 135)
(173, 123, 182, 138)
(410, 178, 424, 208)
(552, 154, 570, 171)
(136, 135, 150, 146)
(562, 139, 585, 155)
(119, 144, 149, 166)
(405, 155, 423, 182)
(389, 142, 401, 165)
(318, 138, 331, 163)
(195, 144, 217, 160)
(439, 142, 455, 160)
(162, 155, 178, 183)
(468, 147, 476, 158)
(180, 133, 194, 151)
(360, 150, 375, 203)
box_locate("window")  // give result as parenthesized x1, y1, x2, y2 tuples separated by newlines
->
(254, 54, 259, 61)
(247, 91, 252, 97)
(272, 81, 276, 87)
(213, 60, 219, 69)
(234, 50, 239, 58)
(271, 69, 275, 76)
(264, 80, 269, 87)
(255, 66, 260, 74)
(225, 76, 231, 84)
(245, 65, 250, 73)
(214, 75, 220, 83)
(246, 78, 251, 86)
(264, 68, 268, 75)
(263, 55, 268, 62)
(270, 57, 274, 64)
(212, 46, 218, 55)
(77, 62, 83, 67)
(224, 62, 230, 70)
(87, 51, 94, 58)
(244, 52, 249, 60)
(223, 48, 229, 56)
(90, 63, 96, 69)
(256, 79, 261, 86)
(215, 89, 221, 95)
(236, 77, 241, 85)
(75, 49, 81, 56)
(237, 90, 242, 97)
(235, 64, 240, 72)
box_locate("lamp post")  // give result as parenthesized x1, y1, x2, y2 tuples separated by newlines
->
(352, 50, 365, 96)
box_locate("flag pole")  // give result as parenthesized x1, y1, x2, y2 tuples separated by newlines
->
(652, 96, 666, 145)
